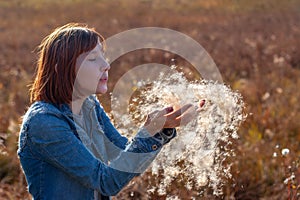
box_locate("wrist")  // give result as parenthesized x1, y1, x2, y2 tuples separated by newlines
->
(143, 125, 162, 136)
(153, 128, 177, 144)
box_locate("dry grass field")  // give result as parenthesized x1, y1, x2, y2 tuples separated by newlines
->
(0, 0, 300, 199)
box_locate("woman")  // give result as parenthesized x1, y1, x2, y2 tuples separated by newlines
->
(18, 23, 203, 199)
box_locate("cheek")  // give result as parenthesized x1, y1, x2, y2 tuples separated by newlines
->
(76, 64, 101, 89)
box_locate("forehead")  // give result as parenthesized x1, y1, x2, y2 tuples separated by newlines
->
(76, 42, 104, 65)
(78, 41, 103, 58)
(90, 42, 104, 54)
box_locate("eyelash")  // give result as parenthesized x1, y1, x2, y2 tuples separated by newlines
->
(88, 53, 106, 62)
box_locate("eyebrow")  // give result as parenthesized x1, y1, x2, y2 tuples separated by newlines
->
(89, 50, 98, 55)
(90, 47, 104, 55)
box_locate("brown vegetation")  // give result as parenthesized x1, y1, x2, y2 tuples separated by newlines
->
(0, 0, 299, 199)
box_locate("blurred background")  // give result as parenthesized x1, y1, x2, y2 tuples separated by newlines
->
(0, 0, 299, 199)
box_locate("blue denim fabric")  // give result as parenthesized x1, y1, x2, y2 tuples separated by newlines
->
(17, 95, 176, 200)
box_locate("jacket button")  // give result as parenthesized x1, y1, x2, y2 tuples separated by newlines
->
(152, 144, 158, 151)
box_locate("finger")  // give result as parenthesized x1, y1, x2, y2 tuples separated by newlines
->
(162, 106, 174, 115)
(145, 109, 161, 126)
(176, 106, 198, 126)
(199, 99, 206, 107)
(166, 104, 193, 118)
(196, 99, 206, 112)
(154, 106, 174, 118)
(164, 106, 197, 128)
(147, 110, 159, 119)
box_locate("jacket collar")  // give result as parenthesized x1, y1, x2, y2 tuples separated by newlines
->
(59, 95, 97, 117)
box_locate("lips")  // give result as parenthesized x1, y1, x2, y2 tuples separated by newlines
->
(99, 77, 108, 82)
(99, 73, 108, 82)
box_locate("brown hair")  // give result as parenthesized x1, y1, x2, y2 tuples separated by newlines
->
(30, 23, 104, 104)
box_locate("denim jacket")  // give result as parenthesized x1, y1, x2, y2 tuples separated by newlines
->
(18, 95, 176, 200)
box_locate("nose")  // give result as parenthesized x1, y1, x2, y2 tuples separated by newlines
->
(103, 63, 110, 72)
(100, 58, 110, 72)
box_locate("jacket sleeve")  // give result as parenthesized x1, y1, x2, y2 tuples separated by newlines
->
(94, 99, 177, 162)
(93, 104, 162, 172)
(27, 112, 164, 196)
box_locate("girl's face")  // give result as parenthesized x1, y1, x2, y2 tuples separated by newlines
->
(75, 42, 110, 96)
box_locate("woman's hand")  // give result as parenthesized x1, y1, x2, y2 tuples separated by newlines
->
(144, 99, 206, 136)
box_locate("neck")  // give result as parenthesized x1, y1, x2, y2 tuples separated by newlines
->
(69, 97, 86, 115)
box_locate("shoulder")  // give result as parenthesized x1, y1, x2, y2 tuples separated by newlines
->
(23, 101, 69, 134)
(23, 101, 62, 121)
(26, 101, 62, 115)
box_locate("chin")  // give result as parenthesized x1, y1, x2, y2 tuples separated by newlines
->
(96, 87, 108, 94)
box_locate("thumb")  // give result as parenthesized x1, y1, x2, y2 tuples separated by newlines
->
(156, 106, 174, 117)
(199, 99, 206, 107)
(145, 106, 173, 126)
(196, 99, 206, 112)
